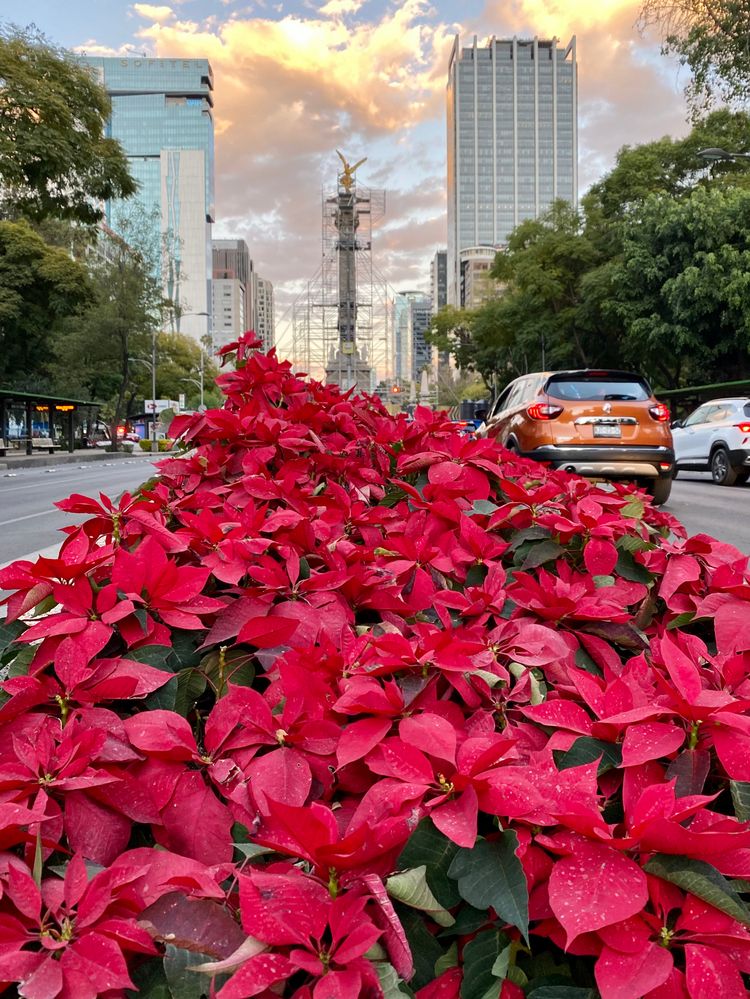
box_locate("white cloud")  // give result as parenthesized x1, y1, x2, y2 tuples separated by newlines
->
(131, 3, 177, 23)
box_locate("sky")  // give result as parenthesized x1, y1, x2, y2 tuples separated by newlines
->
(0, 0, 691, 342)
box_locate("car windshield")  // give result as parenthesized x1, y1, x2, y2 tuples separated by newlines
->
(546, 377, 650, 402)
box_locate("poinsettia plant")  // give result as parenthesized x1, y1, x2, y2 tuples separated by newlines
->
(1, 332, 750, 999)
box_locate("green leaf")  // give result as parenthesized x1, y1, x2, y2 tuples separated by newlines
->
(163, 944, 223, 999)
(127, 958, 172, 998)
(375, 961, 414, 998)
(667, 611, 696, 630)
(386, 866, 455, 927)
(434, 942, 459, 977)
(644, 854, 750, 926)
(447, 833, 529, 943)
(615, 550, 653, 584)
(168, 630, 203, 671)
(616, 533, 652, 554)
(621, 496, 645, 519)
(520, 541, 563, 570)
(0, 618, 25, 657)
(490, 943, 512, 980)
(731, 781, 750, 822)
(174, 669, 207, 717)
(393, 903, 445, 991)
(573, 647, 602, 676)
(124, 644, 173, 671)
(471, 499, 499, 516)
(439, 906, 489, 938)
(144, 675, 178, 712)
(460, 930, 506, 999)
(465, 563, 488, 588)
(554, 737, 622, 775)
(397, 819, 461, 908)
(593, 574, 615, 588)
(508, 526, 552, 551)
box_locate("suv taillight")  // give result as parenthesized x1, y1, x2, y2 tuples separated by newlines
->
(527, 403, 563, 421)
(736, 422, 750, 433)
(649, 403, 670, 422)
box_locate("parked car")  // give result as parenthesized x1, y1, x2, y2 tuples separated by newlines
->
(482, 369, 674, 504)
(671, 398, 750, 486)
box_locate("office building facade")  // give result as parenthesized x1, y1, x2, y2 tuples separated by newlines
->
(430, 250, 448, 314)
(80, 57, 215, 341)
(211, 239, 275, 351)
(447, 35, 578, 306)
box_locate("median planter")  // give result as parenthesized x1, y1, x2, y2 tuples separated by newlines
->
(1, 333, 749, 999)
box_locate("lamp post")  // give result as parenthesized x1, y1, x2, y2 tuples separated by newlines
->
(131, 351, 158, 454)
(180, 373, 204, 410)
(697, 147, 750, 163)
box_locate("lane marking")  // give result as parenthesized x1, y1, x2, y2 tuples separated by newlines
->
(0, 510, 60, 527)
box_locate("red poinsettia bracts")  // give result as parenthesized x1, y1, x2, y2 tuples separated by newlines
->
(0, 332, 749, 998)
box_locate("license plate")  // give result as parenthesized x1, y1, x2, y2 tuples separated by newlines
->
(593, 424, 621, 438)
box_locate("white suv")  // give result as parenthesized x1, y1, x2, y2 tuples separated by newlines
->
(672, 398, 750, 485)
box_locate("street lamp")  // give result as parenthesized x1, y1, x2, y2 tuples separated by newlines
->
(131, 353, 158, 454)
(181, 372, 204, 410)
(697, 147, 750, 163)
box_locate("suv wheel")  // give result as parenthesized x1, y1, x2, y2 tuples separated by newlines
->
(647, 477, 672, 506)
(711, 447, 738, 486)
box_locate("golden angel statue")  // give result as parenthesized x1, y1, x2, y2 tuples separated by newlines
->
(336, 150, 367, 191)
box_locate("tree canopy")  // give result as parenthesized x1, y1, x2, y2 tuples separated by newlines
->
(639, 0, 750, 116)
(0, 218, 92, 390)
(0, 26, 135, 224)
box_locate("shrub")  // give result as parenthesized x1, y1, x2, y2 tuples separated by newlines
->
(1, 333, 749, 999)
(138, 437, 174, 452)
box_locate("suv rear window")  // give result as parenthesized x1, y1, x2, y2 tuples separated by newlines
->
(546, 376, 650, 402)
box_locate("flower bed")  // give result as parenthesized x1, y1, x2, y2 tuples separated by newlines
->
(1, 334, 750, 999)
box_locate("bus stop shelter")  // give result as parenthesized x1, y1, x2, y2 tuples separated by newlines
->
(658, 379, 750, 418)
(0, 389, 101, 455)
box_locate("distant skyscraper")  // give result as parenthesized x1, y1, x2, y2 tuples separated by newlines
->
(212, 239, 250, 351)
(253, 275, 275, 352)
(211, 239, 275, 351)
(395, 291, 434, 382)
(430, 251, 448, 314)
(447, 36, 578, 306)
(80, 57, 215, 341)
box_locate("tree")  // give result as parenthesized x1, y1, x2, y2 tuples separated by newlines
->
(130, 331, 222, 411)
(54, 232, 165, 441)
(639, 0, 750, 116)
(0, 26, 135, 224)
(489, 201, 621, 371)
(612, 185, 750, 386)
(583, 109, 750, 231)
(0, 218, 92, 389)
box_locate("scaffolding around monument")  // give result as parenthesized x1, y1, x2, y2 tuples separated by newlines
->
(291, 184, 392, 389)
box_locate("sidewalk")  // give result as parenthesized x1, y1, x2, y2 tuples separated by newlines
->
(0, 448, 154, 471)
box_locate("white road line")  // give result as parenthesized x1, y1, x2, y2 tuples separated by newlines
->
(0, 509, 60, 528)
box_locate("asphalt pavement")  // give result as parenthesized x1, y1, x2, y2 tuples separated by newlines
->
(0, 455, 161, 567)
(0, 461, 746, 582)
(664, 472, 750, 556)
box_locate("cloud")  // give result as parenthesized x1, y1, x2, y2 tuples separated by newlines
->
(131, 3, 177, 22)
(113, 0, 689, 364)
(318, 0, 366, 16)
(73, 39, 149, 57)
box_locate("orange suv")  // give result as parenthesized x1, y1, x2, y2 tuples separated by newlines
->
(483, 369, 674, 504)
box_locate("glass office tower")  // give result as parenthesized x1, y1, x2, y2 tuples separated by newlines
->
(80, 58, 215, 341)
(446, 36, 578, 306)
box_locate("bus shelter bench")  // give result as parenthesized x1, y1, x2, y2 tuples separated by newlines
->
(32, 438, 62, 453)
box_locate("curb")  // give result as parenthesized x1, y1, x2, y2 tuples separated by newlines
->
(0, 450, 148, 471)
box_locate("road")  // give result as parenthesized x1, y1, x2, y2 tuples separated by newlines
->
(0, 456, 161, 567)
(665, 472, 750, 555)
(0, 462, 746, 578)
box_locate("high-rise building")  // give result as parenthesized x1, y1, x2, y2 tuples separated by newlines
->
(80, 57, 215, 341)
(446, 36, 578, 306)
(211, 239, 275, 352)
(253, 275, 275, 352)
(430, 251, 448, 314)
(212, 239, 250, 351)
(395, 291, 434, 382)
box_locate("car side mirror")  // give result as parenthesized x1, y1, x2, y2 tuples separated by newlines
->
(671, 419, 683, 429)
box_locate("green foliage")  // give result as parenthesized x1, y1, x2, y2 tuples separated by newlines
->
(612, 184, 750, 386)
(0, 219, 91, 389)
(0, 26, 135, 224)
(639, 0, 750, 116)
